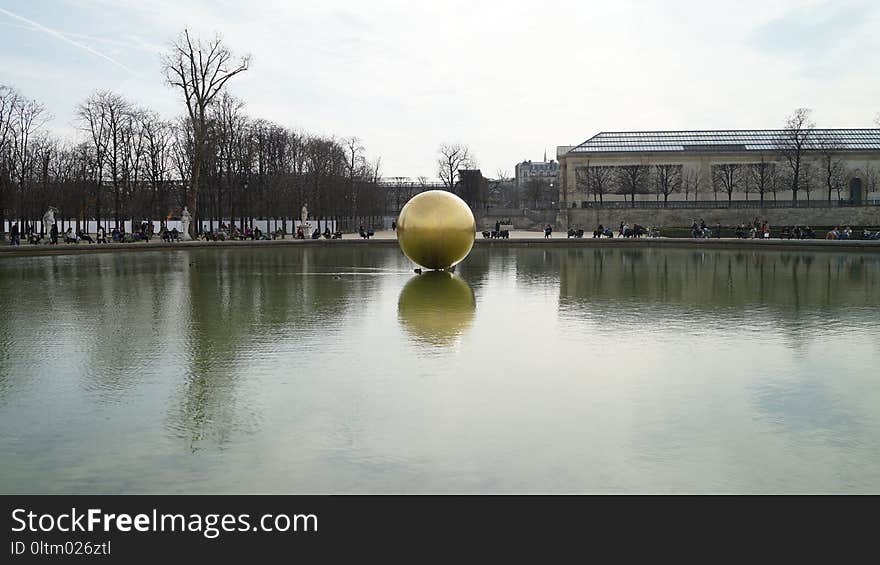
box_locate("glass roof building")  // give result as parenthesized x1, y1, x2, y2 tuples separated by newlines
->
(556, 129, 880, 205)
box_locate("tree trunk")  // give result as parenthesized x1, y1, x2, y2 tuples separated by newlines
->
(188, 139, 202, 237)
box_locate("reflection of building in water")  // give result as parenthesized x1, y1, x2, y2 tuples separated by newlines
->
(558, 247, 880, 326)
(398, 272, 475, 346)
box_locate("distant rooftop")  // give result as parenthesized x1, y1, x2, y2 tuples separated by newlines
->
(567, 129, 880, 154)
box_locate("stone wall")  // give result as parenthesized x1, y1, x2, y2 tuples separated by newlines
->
(556, 206, 880, 230)
(482, 205, 880, 231)
(479, 209, 558, 230)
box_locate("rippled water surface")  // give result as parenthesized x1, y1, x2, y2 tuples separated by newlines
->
(1, 245, 879, 493)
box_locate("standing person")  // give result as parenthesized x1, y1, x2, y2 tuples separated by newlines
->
(391, 220, 397, 231)
(97, 224, 106, 243)
(10, 222, 20, 246)
(50, 223, 59, 244)
(715, 222, 722, 239)
(619, 222, 625, 237)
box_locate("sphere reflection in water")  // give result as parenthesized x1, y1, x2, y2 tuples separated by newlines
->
(398, 272, 476, 346)
(397, 190, 476, 270)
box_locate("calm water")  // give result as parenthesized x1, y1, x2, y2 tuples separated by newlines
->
(1, 245, 879, 493)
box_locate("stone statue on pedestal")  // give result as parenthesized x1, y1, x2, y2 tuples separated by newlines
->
(43, 207, 57, 234)
(180, 206, 192, 241)
(301, 204, 309, 232)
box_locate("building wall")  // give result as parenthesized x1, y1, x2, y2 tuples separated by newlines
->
(480, 206, 880, 231)
(515, 160, 560, 189)
(554, 205, 880, 231)
(556, 149, 880, 205)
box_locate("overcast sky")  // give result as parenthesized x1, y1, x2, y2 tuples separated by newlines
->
(1, 0, 878, 179)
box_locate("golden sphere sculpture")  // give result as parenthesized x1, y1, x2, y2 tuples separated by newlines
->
(398, 272, 475, 345)
(397, 190, 475, 270)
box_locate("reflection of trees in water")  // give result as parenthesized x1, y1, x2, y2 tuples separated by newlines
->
(453, 248, 491, 290)
(513, 247, 563, 285)
(0, 253, 192, 402)
(558, 248, 880, 343)
(167, 246, 388, 450)
(0, 303, 11, 405)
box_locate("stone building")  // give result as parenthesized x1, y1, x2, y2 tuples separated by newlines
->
(556, 129, 880, 207)
(515, 154, 560, 189)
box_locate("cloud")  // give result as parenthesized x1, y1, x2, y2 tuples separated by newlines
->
(0, 5, 137, 74)
(1, 0, 879, 178)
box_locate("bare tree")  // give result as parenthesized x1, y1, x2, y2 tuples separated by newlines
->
(524, 177, 549, 209)
(778, 107, 815, 201)
(77, 92, 110, 227)
(142, 112, 174, 227)
(748, 156, 776, 203)
(816, 134, 846, 201)
(653, 164, 682, 203)
(800, 161, 816, 201)
(344, 136, 366, 219)
(682, 168, 701, 201)
(96, 92, 133, 228)
(162, 30, 250, 236)
(488, 169, 514, 209)
(614, 164, 650, 206)
(436, 142, 473, 190)
(212, 91, 247, 228)
(576, 164, 613, 203)
(0, 85, 20, 232)
(11, 96, 49, 225)
(712, 164, 740, 202)
(864, 163, 879, 200)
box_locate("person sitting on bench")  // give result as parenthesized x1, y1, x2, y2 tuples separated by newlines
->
(78, 229, 94, 243)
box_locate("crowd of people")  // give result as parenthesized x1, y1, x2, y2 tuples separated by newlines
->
(202, 222, 276, 242)
(484, 220, 510, 239)
(8, 216, 880, 246)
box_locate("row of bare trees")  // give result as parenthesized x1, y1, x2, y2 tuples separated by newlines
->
(0, 31, 387, 236)
(1, 85, 386, 235)
(575, 157, 878, 205)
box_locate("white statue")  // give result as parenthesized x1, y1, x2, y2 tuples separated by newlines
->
(43, 207, 56, 233)
(301, 204, 308, 225)
(180, 206, 192, 241)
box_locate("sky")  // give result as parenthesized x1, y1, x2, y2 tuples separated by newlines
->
(1, 0, 878, 179)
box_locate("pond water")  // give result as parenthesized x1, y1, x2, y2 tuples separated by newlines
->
(1, 245, 879, 493)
